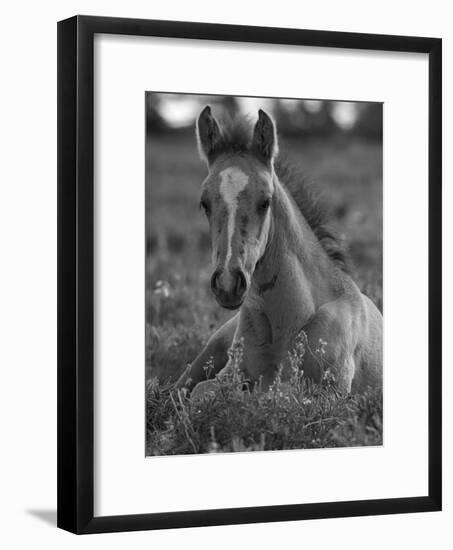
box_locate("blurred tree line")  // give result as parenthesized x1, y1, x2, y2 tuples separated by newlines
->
(146, 93, 382, 141)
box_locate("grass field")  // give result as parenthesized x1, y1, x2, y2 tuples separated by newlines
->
(145, 130, 382, 456)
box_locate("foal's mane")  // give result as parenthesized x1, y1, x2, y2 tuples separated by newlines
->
(214, 114, 350, 273)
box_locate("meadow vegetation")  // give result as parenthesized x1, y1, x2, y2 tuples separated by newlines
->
(146, 131, 382, 455)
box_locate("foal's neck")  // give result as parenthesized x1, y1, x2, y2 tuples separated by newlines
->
(251, 176, 340, 321)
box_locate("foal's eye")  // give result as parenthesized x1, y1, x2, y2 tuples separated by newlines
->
(200, 199, 210, 215)
(258, 198, 271, 213)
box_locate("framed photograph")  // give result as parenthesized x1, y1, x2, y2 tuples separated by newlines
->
(57, 15, 442, 534)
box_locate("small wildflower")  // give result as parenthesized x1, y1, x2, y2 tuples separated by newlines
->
(153, 280, 171, 298)
(322, 368, 336, 385)
(202, 357, 214, 380)
(227, 338, 245, 387)
(286, 330, 307, 389)
(315, 338, 328, 356)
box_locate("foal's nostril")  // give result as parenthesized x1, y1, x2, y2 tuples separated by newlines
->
(233, 269, 247, 297)
(211, 268, 246, 304)
(211, 270, 220, 293)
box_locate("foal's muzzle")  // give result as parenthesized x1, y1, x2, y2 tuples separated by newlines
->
(211, 268, 247, 310)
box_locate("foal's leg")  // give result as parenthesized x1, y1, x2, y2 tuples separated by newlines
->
(175, 314, 238, 392)
(299, 302, 358, 394)
(189, 360, 234, 401)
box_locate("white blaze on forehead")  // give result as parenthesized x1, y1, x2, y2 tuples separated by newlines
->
(219, 167, 249, 267)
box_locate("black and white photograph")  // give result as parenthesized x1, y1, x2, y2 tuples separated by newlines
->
(145, 92, 383, 456)
(0, 0, 447, 543)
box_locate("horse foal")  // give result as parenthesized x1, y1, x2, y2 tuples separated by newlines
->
(176, 106, 382, 399)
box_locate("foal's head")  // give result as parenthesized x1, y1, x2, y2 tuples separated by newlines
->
(196, 106, 279, 310)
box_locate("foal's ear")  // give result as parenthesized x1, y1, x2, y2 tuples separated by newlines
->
(196, 105, 224, 165)
(251, 109, 278, 165)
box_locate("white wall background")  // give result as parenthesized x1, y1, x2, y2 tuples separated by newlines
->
(0, 1, 450, 548)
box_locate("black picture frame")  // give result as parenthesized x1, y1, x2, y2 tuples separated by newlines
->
(57, 15, 442, 534)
